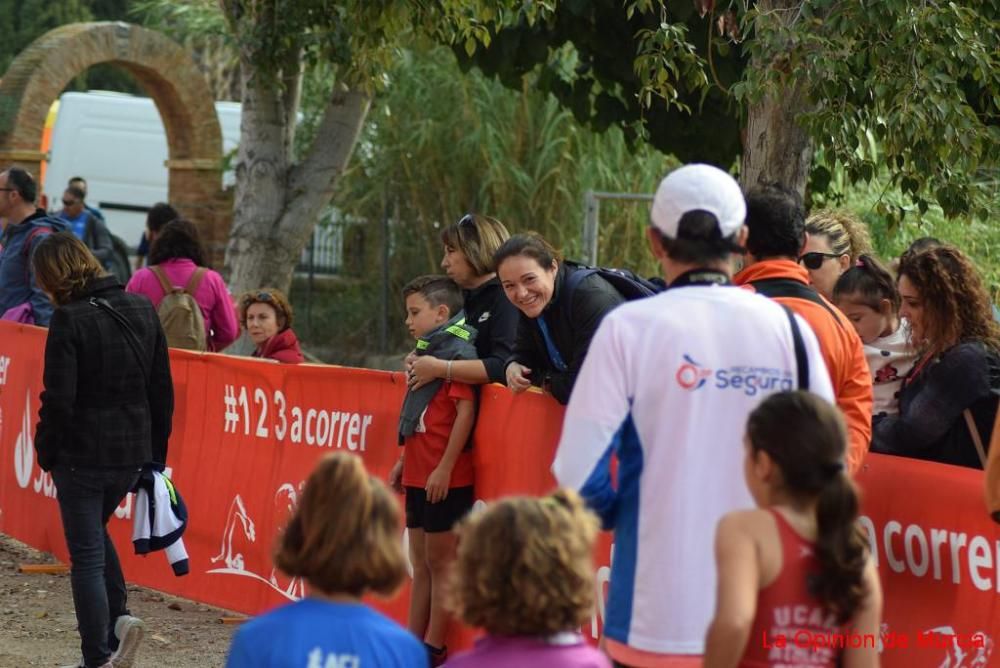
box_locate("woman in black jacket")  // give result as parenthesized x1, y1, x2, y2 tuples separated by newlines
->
(406, 214, 519, 390)
(33, 232, 174, 668)
(496, 233, 625, 405)
(872, 245, 1000, 468)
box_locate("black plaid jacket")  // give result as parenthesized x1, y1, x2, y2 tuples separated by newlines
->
(35, 276, 174, 471)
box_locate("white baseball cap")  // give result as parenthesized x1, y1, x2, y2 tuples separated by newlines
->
(650, 164, 746, 240)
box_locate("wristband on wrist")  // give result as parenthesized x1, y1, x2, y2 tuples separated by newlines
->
(446, 359, 453, 382)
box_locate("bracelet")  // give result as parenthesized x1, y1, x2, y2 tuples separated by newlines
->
(446, 359, 453, 382)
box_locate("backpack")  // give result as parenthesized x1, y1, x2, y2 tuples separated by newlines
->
(562, 260, 665, 303)
(83, 214, 132, 284)
(150, 265, 208, 351)
(108, 234, 133, 284)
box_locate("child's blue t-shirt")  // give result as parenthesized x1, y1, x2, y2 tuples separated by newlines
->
(225, 598, 428, 668)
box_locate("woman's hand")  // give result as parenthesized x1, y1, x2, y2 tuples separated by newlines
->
(506, 362, 533, 394)
(409, 355, 443, 391)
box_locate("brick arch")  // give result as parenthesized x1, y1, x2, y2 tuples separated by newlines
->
(0, 21, 231, 260)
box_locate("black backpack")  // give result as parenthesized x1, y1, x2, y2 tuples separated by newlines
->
(108, 234, 133, 284)
(562, 260, 665, 303)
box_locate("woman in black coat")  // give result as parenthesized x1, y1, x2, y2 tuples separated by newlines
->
(496, 233, 625, 405)
(406, 214, 519, 390)
(872, 245, 1000, 468)
(33, 232, 173, 668)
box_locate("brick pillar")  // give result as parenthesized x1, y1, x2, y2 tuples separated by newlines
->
(0, 22, 232, 252)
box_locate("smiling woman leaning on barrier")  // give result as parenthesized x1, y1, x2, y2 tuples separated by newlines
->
(497, 233, 625, 405)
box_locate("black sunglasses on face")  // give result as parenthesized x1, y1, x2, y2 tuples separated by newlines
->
(798, 251, 843, 270)
(62, 199, 78, 207)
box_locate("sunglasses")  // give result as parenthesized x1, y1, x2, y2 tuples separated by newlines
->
(62, 199, 79, 207)
(798, 251, 843, 270)
(243, 291, 273, 305)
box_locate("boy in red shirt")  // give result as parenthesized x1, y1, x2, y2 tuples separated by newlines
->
(389, 275, 477, 667)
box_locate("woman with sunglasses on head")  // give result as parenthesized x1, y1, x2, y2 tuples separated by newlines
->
(126, 219, 239, 351)
(871, 245, 1000, 468)
(800, 210, 873, 300)
(406, 214, 519, 391)
(238, 288, 304, 364)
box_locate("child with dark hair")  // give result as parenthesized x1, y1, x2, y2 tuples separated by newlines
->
(833, 254, 916, 417)
(226, 452, 427, 667)
(705, 391, 882, 668)
(447, 489, 610, 668)
(388, 275, 478, 666)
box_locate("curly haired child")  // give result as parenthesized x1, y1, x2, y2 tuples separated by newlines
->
(447, 489, 611, 668)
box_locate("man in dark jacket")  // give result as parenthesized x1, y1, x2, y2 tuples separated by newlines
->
(59, 185, 117, 271)
(68, 176, 107, 223)
(0, 167, 69, 325)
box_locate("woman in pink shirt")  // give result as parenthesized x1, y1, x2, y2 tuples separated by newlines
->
(126, 219, 239, 351)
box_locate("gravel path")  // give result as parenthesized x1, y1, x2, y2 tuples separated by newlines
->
(0, 533, 238, 667)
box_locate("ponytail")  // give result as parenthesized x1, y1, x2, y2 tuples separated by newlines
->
(812, 472, 869, 622)
(747, 391, 872, 623)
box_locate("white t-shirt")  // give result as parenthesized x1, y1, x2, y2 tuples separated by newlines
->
(552, 284, 834, 656)
(865, 319, 916, 417)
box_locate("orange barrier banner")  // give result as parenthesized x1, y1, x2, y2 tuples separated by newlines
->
(0, 322, 997, 666)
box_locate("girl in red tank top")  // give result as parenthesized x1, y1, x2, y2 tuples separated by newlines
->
(704, 391, 883, 668)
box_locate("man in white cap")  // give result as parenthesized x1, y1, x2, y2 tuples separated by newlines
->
(552, 164, 834, 666)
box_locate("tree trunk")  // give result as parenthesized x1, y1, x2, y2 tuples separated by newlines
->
(224, 60, 371, 297)
(740, 1, 813, 194)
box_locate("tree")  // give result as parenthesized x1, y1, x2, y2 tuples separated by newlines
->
(0, 0, 91, 73)
(157, 0, 544, 297)
(459, 0, 1000, 221)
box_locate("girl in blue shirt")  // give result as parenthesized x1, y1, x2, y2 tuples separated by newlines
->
(226, 453, 427, 668)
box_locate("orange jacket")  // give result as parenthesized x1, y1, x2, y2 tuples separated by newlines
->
(735, 260, 874, 473)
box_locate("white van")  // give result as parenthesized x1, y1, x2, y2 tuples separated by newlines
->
(43, 91, 241, 252)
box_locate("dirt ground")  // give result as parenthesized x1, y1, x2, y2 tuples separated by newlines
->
(0, 533, 238, 668)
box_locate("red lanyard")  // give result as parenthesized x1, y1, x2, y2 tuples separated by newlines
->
(903, 351, 936, 388)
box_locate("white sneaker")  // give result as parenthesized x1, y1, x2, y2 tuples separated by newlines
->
(109, 615, 145, 668)
(59, 662, 113, 668)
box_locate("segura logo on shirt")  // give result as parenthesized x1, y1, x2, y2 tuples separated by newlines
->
(676, 354, 712, 390)
(676, 355, 795, 396)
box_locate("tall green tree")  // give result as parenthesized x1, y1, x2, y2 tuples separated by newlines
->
(178, 0, 548, 296)
(461, 0, 1000, 220)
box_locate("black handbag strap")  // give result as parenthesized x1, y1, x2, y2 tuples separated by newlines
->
(751, 278, 846, 332)
(781, 304, 810, 390)
(89, 297, 150, 387)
